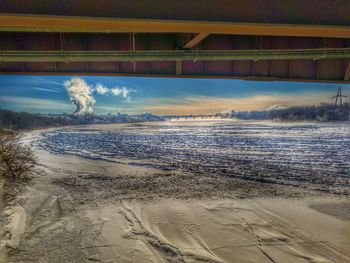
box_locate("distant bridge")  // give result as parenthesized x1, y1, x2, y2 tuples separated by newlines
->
(163, 114, 233, 121)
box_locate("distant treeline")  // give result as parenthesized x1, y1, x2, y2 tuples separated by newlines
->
(1, 103, 349, 130)
(0, 109, 163, 130)
(234, 103, 349, 122)
(0, 109, 93, 129)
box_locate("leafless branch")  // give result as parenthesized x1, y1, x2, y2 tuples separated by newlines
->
(0, 129, 37, 179)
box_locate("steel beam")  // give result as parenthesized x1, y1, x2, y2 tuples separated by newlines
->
(1, 14, 350, 38)
(183, 33, 210, 48)
(344, 60, 350, 81)
(1, 71, 349, 84)
(175, 61, 182, 75)
(0, 48, 349, 62)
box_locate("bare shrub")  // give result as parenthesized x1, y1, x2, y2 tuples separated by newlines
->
(0, 129, 36, 179)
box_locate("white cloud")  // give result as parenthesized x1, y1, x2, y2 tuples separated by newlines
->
(0, 96, 71, 110)
(62, 78, 136, 114)
(111, 87, 131, 101)
(94, 84, 135, 101)
(95, 84, 109, 95)
(33, 87, 61, 93)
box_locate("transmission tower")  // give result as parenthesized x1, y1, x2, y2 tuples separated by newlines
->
(332, 87, 347, 106)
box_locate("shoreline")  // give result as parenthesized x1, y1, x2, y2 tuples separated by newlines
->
(2, 118, 350, 134)
(38, 121, 350, 196)
(0, 176, 7, 262)
(0, 125, 349, 262)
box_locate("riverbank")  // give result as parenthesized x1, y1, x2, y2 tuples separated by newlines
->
(1, 125, 349, 262)
(0, 176, 7, 262)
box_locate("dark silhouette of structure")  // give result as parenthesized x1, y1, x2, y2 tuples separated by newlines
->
(332, 87, 347, 106)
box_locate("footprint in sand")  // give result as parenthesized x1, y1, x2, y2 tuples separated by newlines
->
(27, 196, 62, 236)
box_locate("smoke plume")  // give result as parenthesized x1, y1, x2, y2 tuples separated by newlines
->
(64, 78, 135, 114)
(265, 104, 288, 111)
(64, 78, 96, 114)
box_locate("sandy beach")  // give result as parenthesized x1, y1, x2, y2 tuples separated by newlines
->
(1, 123, 350, 263)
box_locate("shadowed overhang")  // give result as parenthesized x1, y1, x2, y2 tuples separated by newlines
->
(0, 0, 350, 83)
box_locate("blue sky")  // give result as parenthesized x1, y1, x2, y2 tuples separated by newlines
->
(0, 75, 349, 115)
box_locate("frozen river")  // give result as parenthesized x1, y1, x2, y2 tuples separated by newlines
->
(39, 120, 350, 190)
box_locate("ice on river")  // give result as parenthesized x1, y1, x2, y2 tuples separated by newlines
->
(39, 120, 350, 189)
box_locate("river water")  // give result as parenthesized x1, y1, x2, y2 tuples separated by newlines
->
(39, 120, 350, 189)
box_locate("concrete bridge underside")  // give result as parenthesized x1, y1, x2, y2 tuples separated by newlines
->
(1, 0, 350, 83)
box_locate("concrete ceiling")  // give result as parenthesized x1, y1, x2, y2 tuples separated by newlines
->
(1, 0, 350, 83)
